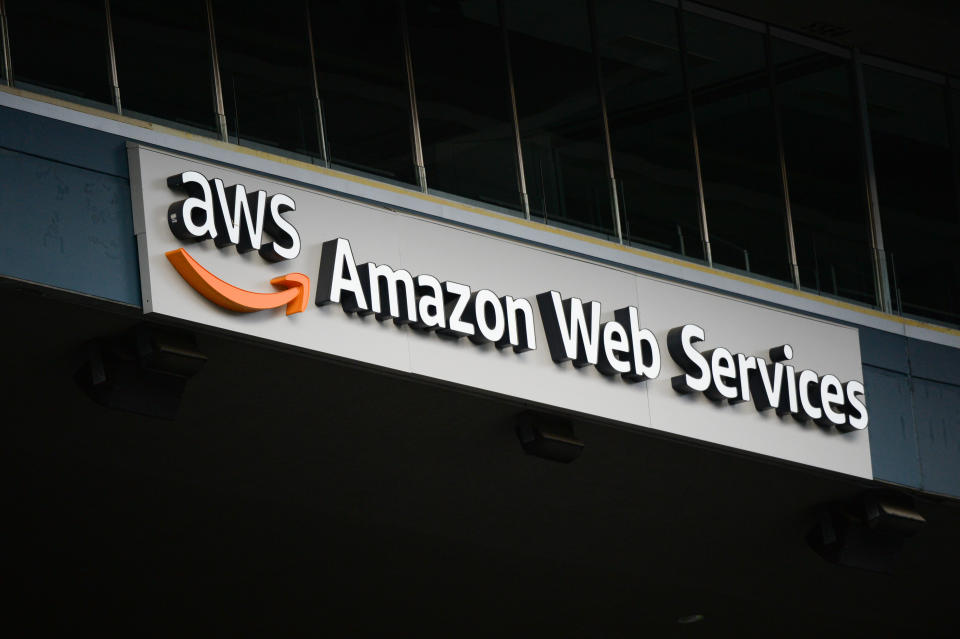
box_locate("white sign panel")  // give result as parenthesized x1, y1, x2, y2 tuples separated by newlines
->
(130, 145, 872, 478)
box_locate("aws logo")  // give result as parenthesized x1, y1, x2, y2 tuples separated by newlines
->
(165, 171, 309, 315)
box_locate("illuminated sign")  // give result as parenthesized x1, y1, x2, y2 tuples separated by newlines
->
(161, 169, 868, 434)
(131, 145, 873, 477)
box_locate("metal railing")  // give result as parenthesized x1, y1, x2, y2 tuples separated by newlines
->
(1, 0, 958, 325)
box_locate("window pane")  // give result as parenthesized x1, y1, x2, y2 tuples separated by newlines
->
(309, 0, 415, 184)
(506, 0, 614, 237)
(408, 0, 521, 211)
(952, 84, 960, 215)
(214, 0, 319, 158)
(865, 67, 960, 325)
(953, 84, 960, 150)
(6, 0, 111, 106)
(0, 15, 6, 83)
(596, 0, 701, 259)
(773, 39, 875, 305)
(684, 13, 790, 282)
(112, 0, 216, 134)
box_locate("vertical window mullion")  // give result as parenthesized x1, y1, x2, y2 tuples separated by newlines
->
(0, 0, 12, 85)
(851, 48, 894, 313)
(203, 0, 228, 142)
(587, 0, 623, 244)
(765, 25, 801, 289)
(676, 0, 712, 267)
(103, 0, 121, 114)
(498, 0, 530, 219)
(399, 1, 427, 192)
(948, 78, 960, 223)
(304, 0, 329, 167)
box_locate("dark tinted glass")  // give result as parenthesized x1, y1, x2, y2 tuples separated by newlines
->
(112, 0, 216, 134)
(865, 68, 960, 325)
(0, 14, 6, 83)
(684, 13, 790, 282)
(952, 84, 960, 215)
(773, 39, 874, 305)
(309, 0, 415, 184)
(953, 83, 960, 148)
(214, 0, 320, 158)
(408, 0, 520, 211)
(6, 0, 111, 105)
(506, 0, 614, 236)
(597, 0, 701, 259)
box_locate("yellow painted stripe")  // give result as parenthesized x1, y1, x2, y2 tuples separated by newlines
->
(5, 84, 959, 338)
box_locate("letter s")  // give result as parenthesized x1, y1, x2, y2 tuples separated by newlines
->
(259, 193, 301, 262)
(667, 324, 711, 394)
(840, 380, 868, 432)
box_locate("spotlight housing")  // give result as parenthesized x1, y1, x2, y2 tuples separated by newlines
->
(76, 325, 206, 420)
(516, 411, 583, 463)
(807, 492, 925, 573)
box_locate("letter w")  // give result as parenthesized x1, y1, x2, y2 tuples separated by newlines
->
(211, 178, 265, 253)
(536, 291, 600, 367)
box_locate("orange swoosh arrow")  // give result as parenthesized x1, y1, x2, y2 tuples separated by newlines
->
(165, 248, 309, 315)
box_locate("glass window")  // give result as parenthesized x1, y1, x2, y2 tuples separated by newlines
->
(214, 0, 320, 159)
(111, 0, 216, 134)
(772, 39, 875, 305)
(865, 67, 960, 325)
(408, 0, 521, 211)
(952, 83, 960, 215)
(0, 13, 7, 83)
(505, 0, 614, 237)
(953, 83, 960, 149)
(596, 0, 702, 259)
(683, 13, 791, 282)
(309, 0, 415, 184)
(6, 0, 111, 106)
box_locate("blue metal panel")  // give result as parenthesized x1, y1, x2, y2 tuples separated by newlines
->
(907, 338, 960, 385)
(0, 148, 139, 305)
(0, 105, 128, 178)
(862, 365, 922, 488)
(912, 379, 960, 497)
(858, 327, 909, 373)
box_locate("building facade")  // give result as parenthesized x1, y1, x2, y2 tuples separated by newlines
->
(3, 0, 959, 635)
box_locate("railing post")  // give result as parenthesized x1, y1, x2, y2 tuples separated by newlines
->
(677, 1, 713, 267)
(498, 0, 531, 219)
(304, 0, 329, 167)
(766, 26, 802, 288)
(204, 0, 229, 142)
(0, 0, 13, 85)
(946, 77, 960, 223)
(399, 1, 427, 192)
(852, 48, 894, 313)
(587, 0, 623, 243)
(103, 0, 122, 114)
